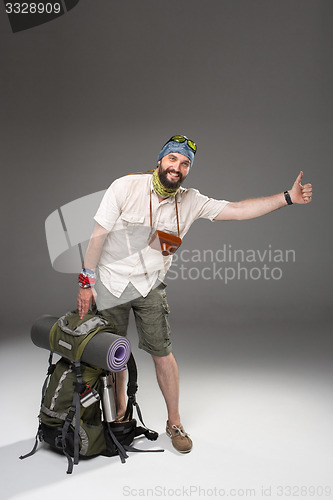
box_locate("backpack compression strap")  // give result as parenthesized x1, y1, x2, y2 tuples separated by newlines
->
(19, 353, 56, 461)
(61, 361, 84, 474)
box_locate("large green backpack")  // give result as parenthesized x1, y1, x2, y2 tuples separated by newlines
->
(20, 310, 163, 474)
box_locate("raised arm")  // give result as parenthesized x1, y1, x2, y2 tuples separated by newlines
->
(77, 222, 109, 318)
(215, 171, 312, 221)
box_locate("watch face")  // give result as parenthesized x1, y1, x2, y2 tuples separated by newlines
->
(5, 0, 80, 33)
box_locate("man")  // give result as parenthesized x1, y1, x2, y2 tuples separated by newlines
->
(77, 135, 312, 454)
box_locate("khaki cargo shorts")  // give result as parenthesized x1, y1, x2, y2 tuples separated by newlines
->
(95, 280, 172, 357)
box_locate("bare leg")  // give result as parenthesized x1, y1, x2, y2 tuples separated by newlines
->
(151, 352, 180, 426)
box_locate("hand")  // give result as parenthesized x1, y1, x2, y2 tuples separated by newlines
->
(77, 287, 97, 319)
(289, 171, 312, 204)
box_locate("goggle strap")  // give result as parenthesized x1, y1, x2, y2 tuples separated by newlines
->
(164, 135, 197, 153)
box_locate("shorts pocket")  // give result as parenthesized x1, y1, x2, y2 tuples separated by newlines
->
(161, 292, 171, 314)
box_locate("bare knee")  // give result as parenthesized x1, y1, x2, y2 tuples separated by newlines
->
(152, 352, 173, 365)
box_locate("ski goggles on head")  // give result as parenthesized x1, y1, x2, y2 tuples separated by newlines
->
(164, 135, 197, 154)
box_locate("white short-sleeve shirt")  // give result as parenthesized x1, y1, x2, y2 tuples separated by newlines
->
(94, 174, 229, 297)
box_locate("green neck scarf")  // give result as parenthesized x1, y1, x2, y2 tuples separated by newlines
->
(152, 168, 179, 198)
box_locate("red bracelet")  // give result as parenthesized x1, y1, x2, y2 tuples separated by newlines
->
(78, 273, 96, 288)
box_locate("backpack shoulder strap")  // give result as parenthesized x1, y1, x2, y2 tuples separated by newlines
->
(123, 353, 137, 421)
(123, 354, 160, 440)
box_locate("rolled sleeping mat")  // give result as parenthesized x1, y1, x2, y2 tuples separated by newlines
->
(31, 315, 131, 372)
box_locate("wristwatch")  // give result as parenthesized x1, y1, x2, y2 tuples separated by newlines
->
(284, 190, 293, 205)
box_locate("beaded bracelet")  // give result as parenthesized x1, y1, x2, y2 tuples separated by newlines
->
(78, 268, 97, 288)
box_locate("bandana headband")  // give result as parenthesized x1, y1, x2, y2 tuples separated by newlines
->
(157, 138, 195, 167)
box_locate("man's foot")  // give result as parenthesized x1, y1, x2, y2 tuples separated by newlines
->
(166, 420, 193, 453)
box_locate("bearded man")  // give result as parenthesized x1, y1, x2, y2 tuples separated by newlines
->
(77, 135, 312, 454)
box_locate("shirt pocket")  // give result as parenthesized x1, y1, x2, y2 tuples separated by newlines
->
(121, 212, 145, 231)
(121, 213, 145, 224)
(120, 213, 149, 245)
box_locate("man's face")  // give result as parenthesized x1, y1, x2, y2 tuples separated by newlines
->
(157, 153, 191, 190)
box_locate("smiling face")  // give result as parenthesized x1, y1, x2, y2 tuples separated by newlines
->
(157, 152, 191, 190)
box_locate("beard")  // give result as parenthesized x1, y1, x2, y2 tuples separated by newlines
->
(157, 165, 186, 190)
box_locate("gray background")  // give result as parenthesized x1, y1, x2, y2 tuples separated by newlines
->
(0, 1, 332, 498)
(1, 0, 331, 330)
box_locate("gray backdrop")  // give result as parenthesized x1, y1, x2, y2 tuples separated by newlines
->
(1, 0, 331, 356)
(1, 2, 333, 497)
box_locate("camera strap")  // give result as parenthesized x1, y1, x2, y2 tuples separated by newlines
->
(149, 189, 180, 238)
(126, 169, 180, 238)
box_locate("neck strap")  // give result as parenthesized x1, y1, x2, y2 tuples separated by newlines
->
(150, 190, 180, 238)
(126, 169, 180, 238)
